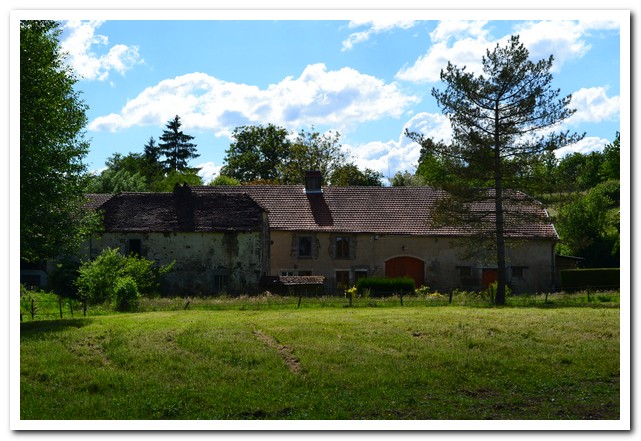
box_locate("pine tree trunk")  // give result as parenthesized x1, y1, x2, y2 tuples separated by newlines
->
(494, 104, 507, 306)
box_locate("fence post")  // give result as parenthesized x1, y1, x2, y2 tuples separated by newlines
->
(449, 288, 453, 304)
(30, 299, 35, 320)
(59, 297, 63, 319)
(297, 295, 302, 309)
(69, 299, 74, 318)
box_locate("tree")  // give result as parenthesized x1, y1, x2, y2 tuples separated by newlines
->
(406, 35, 583, 305)
(390, 171, 426, 187)
(330, 163, 383, 186)
(279, 128, 348, 184)
(600, 132, 620, 182)
(141, 136, 164, 184)
(555, 181, 619, 267)
(85, 168, 149, 193)
(150, 170, 204, 192)
(158, 115, 199, 172)
(220, 124, 291, 182)
(20, 20, 97, 262)
(208, 174, 241, 186)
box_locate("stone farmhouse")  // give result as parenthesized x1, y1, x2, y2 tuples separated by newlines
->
(84, 185, 270, 294)
(82, 171, 559, 295)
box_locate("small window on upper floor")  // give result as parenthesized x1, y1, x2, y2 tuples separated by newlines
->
(298, 236, 313, 258)
(335, 236, 351, 259)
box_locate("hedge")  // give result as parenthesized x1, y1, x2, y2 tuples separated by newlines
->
(560, 268, 620, 291)
(356, 277, 415, 297)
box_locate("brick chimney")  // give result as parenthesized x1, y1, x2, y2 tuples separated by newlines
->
(304, 171, 323, 194)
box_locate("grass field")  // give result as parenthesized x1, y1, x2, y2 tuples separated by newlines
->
(19, 302, 620, 422)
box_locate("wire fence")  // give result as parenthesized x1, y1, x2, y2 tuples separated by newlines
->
(19, 288, 620, 322)
(20, 297, 87, 322)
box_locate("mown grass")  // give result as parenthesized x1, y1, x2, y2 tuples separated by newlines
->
(20, 304, 620, 421)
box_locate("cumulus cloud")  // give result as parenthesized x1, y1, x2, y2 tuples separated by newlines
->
(195, 161, 222, 184)
(342, 19, 417, 51)
(396, 19, 619, 83)
(566, 87, 620, 125)
(344, 112, 452, 179)
(60, 20, 141, 81)
(88, 64, 419, 136)
(555, 136, 610, 158)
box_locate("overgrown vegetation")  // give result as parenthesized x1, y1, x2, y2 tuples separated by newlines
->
(75, 248, 174, 312)
(20, 306, 620, 420)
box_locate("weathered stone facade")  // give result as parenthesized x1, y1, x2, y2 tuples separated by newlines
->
(84, 187, 270, 294)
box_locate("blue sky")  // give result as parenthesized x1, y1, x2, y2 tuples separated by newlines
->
(52, 10, 626, 183)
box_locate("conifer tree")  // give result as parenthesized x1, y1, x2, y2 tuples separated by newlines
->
(406, 35, 583, 305)
(158, 115, 199, 172)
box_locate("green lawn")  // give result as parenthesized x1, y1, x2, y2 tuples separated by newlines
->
(20, 305, 620, 421)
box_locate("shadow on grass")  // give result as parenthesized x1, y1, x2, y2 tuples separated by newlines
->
(20, 318, 92, 339)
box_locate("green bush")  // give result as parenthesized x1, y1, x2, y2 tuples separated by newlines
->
(560, 268, 620, 291)
(76, 247, 174, 309)
(114, 276, 140, 312)
(356, 277, 415, 297)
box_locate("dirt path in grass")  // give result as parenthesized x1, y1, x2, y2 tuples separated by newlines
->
(253, 330, 303, 375)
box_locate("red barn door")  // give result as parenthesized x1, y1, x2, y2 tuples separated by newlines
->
(385, 256, 425, 288)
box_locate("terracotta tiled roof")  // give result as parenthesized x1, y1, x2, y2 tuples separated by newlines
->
(193, 185, 558, 240)
(90, 187, 265, 233)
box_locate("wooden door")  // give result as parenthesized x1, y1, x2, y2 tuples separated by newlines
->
(385, 256, 425, 287)
(482, 269, 498, 288)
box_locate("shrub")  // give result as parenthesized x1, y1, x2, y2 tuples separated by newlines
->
(114, 276, 140, 312)
(356, 277, 415, 297)
(76, 247, 174, 309)
(560, 268, 620, 291)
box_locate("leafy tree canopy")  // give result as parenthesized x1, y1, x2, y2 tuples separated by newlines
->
(220, 124, 291, 182)
(20, 20, 98, 262)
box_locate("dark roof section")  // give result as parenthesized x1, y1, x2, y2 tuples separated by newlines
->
(85, 193, 114, 211)
(194, 185, 558, 240)
(90, 186, 265, 233)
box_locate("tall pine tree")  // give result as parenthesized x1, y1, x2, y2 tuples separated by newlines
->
(406, 35, 583, 305)
(158, 115, 199, 172)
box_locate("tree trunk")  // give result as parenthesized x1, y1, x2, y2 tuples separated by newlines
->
(494, 104, 507, 306)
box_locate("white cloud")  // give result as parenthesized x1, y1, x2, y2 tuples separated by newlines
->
(396, 20, 494, 83)
(396, 19, 619, 83)
(342, 19, 417, 51)
(555, 136, 610, 158)
(61, 20, 141, 81)
(195, 161, 222, 184)
(344, 112, 452, 179)
(566, 87, 620, 125)
(88, 64, 419, 137)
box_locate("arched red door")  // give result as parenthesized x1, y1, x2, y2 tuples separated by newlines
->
(385, 256, 425, 287)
